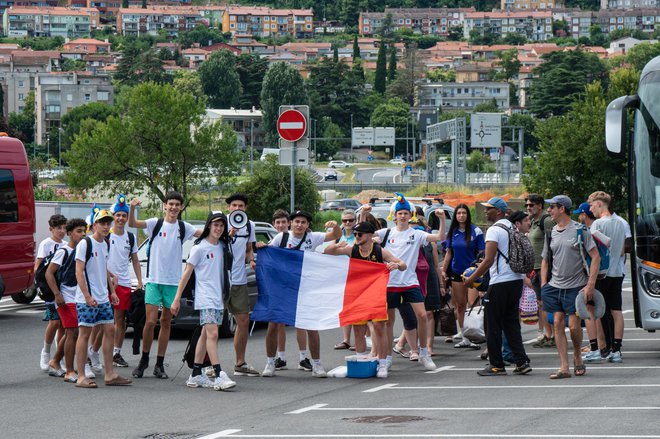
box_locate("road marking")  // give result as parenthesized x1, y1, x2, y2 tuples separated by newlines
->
(191, 434, 660, 438)
(372, 384, 660, 390)
(426, 365, 456, 374)
(362, 383, 398, 393)
(519, 351, 660, 355)
(196, 430, 243, 439)
(16, 309, 43, 314)
(440, 366, 660, 371)
(286, 404, 328, 414)
(287, 405, 660, 414)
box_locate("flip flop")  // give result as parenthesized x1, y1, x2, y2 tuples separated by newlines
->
(574, 364, 586, 376)
(392, 345, 410, 358)
(75, 380, 98, 388)
(105, 376, 133, 386)
(549, 371, 572, 379)
(333, 341, 351, 350)
(63, 374, 78, 383)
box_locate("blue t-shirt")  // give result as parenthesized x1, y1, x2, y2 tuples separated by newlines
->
(447, 225, 485, 274)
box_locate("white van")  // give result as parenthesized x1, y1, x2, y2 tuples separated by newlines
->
(260, 148, 280, 161)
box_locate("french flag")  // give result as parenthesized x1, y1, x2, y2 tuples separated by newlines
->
(252, 247, 389, 330)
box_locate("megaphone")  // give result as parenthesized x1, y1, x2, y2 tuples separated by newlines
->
(228, 210, 249, 230)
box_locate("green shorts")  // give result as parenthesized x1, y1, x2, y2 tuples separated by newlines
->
(225, 284, 250, 314)
(145, 283, 178, 309)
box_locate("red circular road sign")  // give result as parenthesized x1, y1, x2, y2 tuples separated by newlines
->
(277, 109, 307, 142)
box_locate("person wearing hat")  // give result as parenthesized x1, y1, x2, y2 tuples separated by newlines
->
(264, 210, 341, 378)
(224, 193, 260, 377)
(464, 197, 532, 377)
(324, 221, 407, 378)
(539, 195, 600, 379)
(107, 194, 142, 368)
(74, 209, 132, 388)
(573, 202, 596, 228)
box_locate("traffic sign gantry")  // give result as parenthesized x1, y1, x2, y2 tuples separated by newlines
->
(277, 109, 307, 142)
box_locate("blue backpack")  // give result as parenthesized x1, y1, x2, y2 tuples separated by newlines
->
(576, 225, 609, 279)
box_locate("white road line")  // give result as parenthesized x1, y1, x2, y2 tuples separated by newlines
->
(285, 404, 328, 414)
(426, 365, 456, 374)
(523, 351, 660, 355)
(196, 430, 243, 439)
(362, 383, 398, 393)
(16, 309, 43, 314)
(287, 406, 660, 413)
(373, 384, 660, 390)
(190, 434, 660, 438)
(442, 366, 660, 371)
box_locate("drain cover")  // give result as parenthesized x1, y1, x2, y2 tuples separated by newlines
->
(143, 433, 199, 439)
(344, 415, 428, 424)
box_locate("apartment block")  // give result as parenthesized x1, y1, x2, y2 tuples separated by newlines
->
(116, 6, 204, 37)
(501, 0, 564, 9)
(204, 108, 264, 151)
(62, 38, 111, 54)
(0, 49, 59, 116)
(34, 71, 113, 143)
(222, 6, 313, 38)
(600, 0, 657, 9)
(358, 8, 473, 37)
(571, 8, 660, 38)
(87, 0, 121, 17)
(3, 6, 99, 38)
(463, 11, 553, 41)
(417, 81, 510, 112)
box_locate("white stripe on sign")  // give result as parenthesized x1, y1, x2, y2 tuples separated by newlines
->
(280, 122, 304, 129)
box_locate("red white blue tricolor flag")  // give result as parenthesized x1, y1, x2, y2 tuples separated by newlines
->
(252, 247, 389, 330)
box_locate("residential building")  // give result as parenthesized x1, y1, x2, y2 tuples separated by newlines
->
(62, 38, 110, 54)
(359, 8, 473, 37)
(0, 0, 58, 17)
(455, 62, 494, 82)
(34, 70, 113, 143)
(116, 6, 204, 37)
(87, 0, 121, 17)
(181, 47, 207, 68)
(222, 6, 313, 38)
(202, 42, 242, 56)
(608, 36, 658, 55)
(600, 0, 658, 9)
(417, 81, 510, 112)
(204, 108, 265, 151)
(571, 9, 660, 39)
(3, 6, 99, 38)
(501, 0, 564, 9)
(463, 11, 553, 41)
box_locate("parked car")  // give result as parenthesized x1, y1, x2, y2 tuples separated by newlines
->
(328, 160, 350, 168)
(131, 221, 277, 337)
(389, 158, 405, 165)
(324, 170, 338, 181)
(319, 199, 361, 211)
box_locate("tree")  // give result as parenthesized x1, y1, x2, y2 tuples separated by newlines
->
(374, 41, 387, 94)
(60, 102, 115, 158)
(376, 13, 394, 38)
(172, 70, 205, 104)
(235, 54, 268, 109)
(501, 33, 527, 46)
(333, 46, 339, 62)
(61, 59, 86, 71)
(495, 49, 521, 81)
(469, 26, 497, 45)
(198, 49, 242, 108)
(352, 35, 360, 59)
(467, 150, 495, 173)
(235, 155, 321, 223)
(8, 91, 35, 144)
(589, 24, 607, 47)
(176, 25, 225, 49)
(317, 117, 343, 160)
(64, 82, 241, 208)
(625, 41, 660, 72)
(529, 49, 609, 117)
(370, 97, 410, 155)
(427, 69, 456, 82)
(114, 43, 168, 86)
(338, 0, 360, 27)
(260, 62, 308, 145)
(473, 98, 500, 113)
(386, 44, 423, 106)
(552, 19, 569, 37)
(504, 113, 538, 153)
(387, 45, 397, 81)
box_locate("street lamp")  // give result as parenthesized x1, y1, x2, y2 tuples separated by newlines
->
(58, 127, 63, 169)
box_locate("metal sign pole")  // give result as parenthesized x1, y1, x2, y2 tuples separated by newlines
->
(291, 140, 296, 213)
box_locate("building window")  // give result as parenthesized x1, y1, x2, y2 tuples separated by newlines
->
(84, 94, 91, 101)
(18, 93, 24, 101)
(97, 91, 109, 100)
(18, 80, 24, 87)
(67, 94, 73, 102)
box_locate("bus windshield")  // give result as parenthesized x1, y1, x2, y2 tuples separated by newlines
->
(634, 71, 660, 264)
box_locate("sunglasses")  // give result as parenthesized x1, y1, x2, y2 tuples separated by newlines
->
(548, 204, 561, 209)
(342, 218, 355, 223)
(525, 203, 536, 207)
(353, 232, 365, 237)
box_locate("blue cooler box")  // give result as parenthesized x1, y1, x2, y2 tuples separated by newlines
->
(345, 355, 378, 378)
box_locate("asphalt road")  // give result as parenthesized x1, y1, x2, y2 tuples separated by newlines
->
(2, 274, 660, 438)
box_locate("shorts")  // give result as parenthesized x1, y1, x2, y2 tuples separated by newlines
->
(450, 272, 464, 284)
(541, 284, 582, 315)
(200, 308, 223, 325)
(596, 276, 624, 311)
(398, 302, 418, 330)
(42, 302, 60, 321)
(76, 301, 114, 327)
(225, 284, 249, 314)
(145, 283, 178, 309)
(386, 287, 425, 309)
(57, 303, 78, 329)
(113, 285, 132, 311)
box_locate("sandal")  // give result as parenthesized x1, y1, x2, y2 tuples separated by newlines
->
(105, 375, 133, 386)
(333, 341, 351, 350)
(392, 345, 410, 358)
(445, 336, 454, 343)
(574, 364, 586, 376)
(63, 374, 78, 383)
(75, 379, 98, 388)
(549, 370, 572, 379)
(409, 351, 420, 361)
(480, 349, 489, 360)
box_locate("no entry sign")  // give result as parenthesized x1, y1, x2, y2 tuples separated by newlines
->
(277, 109, 307, 142)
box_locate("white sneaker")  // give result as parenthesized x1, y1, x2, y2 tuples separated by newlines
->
(186, 373, 212, 388)
(608, 351, 623, 363)
(88, 348, 103, 373)
(453, 331, 463, 342)
(420, 355, 436, 371)
(312, 363, 327, 378)
(386, 359, 392, 371)
(365, 336, 373, 349)
(213, 371, 236, 390)
(582, 350, 603, 363)
(40, 349, 50, 372)
(84, 363, 96, 379)
(204, 366, 215, 378)
(376, 364, 388, 378)
(262, 363, 276, 377)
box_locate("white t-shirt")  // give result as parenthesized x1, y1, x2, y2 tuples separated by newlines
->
(37, 237, 63, 259)
(613, 213, 632, 275)
(50, 246, 77, 303)
(107, 231, 138, 288)
(375, 227, 429, 288)
(144, 218, 197, 286)
(485, 219, 525, 285)
(75, 237, 110, 304)
(187, 239, 225, 310)
(269, 231, 326, 252)
(229, 220, 256, 285)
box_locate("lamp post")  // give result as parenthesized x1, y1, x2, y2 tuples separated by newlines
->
(58, 127, 62, 169)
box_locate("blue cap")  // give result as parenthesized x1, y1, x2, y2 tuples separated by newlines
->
(480, 197, 508, 213)
(545, 195, 572, 211)
(572, 202, 591, 215)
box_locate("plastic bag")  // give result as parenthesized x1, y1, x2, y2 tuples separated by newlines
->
(519, 285, 539, 325)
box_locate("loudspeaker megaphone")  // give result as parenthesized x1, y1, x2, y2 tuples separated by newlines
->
(228, 210, 249, 230)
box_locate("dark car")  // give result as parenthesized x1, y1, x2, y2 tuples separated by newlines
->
(324, 171, 338, 181)
(132, 221, 277, 337)
(319, 198, 361, 211)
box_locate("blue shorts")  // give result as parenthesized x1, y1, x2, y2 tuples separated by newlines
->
(541, 284, 583, 315)
(76, 302, 114, 327)
(200, 308, 223, 326)
(42, 302, 60, 321)
(387, 287, 425, 309)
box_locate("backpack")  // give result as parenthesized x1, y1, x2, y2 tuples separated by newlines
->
(82, 236, 110, 293)
(146, 219, 186, 278)
(279, 232, 306, 250)
(183, 325, 211, 369)
(381, 229, 392, 248)
(493, 223, 535, 274)
(112, 231, 135, 261)
(538, 213, 551, 233)
(57, 247, 77, 288)
(34, 247, 60, 302)
(576, 224, 609, 279)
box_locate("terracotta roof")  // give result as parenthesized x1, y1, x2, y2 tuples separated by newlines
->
(64, 38, 110, 46)
(7, 6, 98, 15)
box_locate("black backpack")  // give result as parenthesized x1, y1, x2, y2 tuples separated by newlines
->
(111, 231, 135, 261)
(57, 247, 77, 289)
(184, 325, 212, 369)
(146, 219, 186, 278)
(34, 246, 60, 302)
(279, 232, 306, 250)
(82, 236, 110, 292)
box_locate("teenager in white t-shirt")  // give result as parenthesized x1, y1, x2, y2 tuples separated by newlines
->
(264, 210, 341, 378)
(364, 193, 445, 372)
(172, 212, 236, 391)
(36, 214, 67, 373)
(128, 191, 201, 380)
(74, 210, 132, 388)
(107, 194, 143, 368)
(45, 218, 87, 383)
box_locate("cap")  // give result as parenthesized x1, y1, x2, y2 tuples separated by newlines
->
(508, 210, 528, 224)
(545, 195, 572, 211)
(94, 209, 114, 223)
(572, 202, 593, 216)
(353, 222, 376, 234)
(225, 193, 248, 205)
(110, 193, 129, 214)
(575, 289, 606, 320)
(480, 197, 508, 213)
(289, 210, 313, 222)
(205, 210, 227, 226)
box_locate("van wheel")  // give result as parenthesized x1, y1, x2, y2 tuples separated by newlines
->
(12, 285, 37, 304)
(219, 309, 236, 338)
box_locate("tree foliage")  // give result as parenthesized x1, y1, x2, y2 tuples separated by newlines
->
(60, 102, 115, 158)
(198, 49, 242, 108)
(172, 70, 205, 104)
(64, 82, 241, 208)
(624, 41, 660, 72)
(114, 43, 169, 86)
(235, 154, 321, 223)
(370, 97, 410, 154)
(8, 91, 35, 144)
(176, 25, 225, 48)
(388, 46, 397, 81)
(374, 41, 387, 94)
(236, 54, 269, 109)
(260, 62, 308, 145)
(386, 45, 424, 106)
